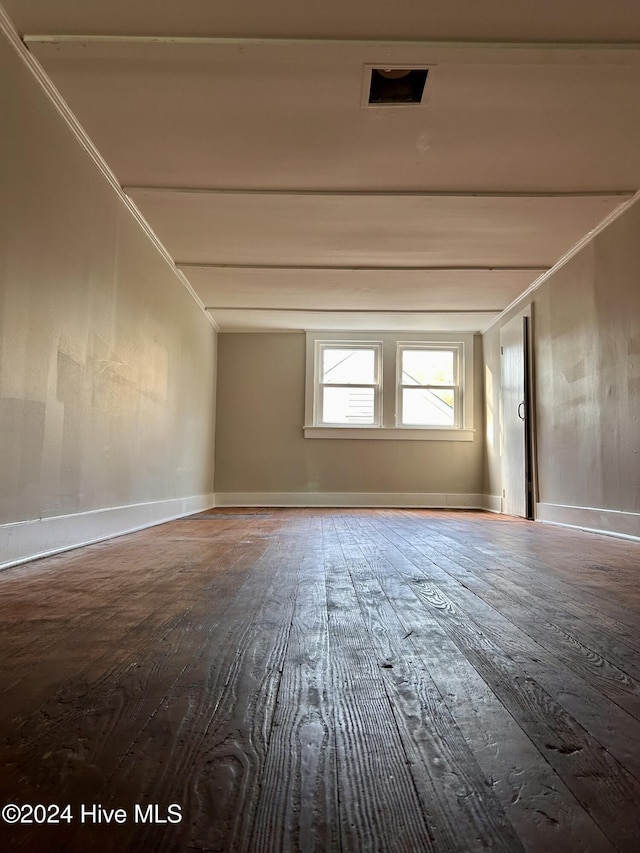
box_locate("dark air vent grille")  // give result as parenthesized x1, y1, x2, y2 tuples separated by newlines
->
(368, 68, 429, 105)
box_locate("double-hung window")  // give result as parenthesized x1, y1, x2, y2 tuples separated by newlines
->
(315, 342, 382, 426)
(397, 344, 461, 428)
(305, 332, 474, 440)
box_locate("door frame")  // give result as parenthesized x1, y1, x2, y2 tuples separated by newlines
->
(500, 304, 538, 519)
(522, 312, 538, 519)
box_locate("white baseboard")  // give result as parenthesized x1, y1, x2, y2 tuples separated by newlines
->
(214, 492, 491, 509)
(0, 493, 214, 570)
(480, 495, 502, 513)
(536, 502, 640, 542)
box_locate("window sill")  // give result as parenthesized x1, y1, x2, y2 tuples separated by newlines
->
(303, 426, 475, 441)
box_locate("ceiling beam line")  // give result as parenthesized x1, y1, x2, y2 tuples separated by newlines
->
(24, 35, 640, 67)
(126, 187, 635, 200)
(178, 263, 547, 272)
(23, 34, 640, 53)
(205, 308, 501, 314)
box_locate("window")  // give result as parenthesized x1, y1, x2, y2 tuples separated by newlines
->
(305, 333, 474, 441)
(397, 344, 461, 428)
(315, 343, 382, 426)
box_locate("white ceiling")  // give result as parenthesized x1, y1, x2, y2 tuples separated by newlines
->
(128, 190, 626, 268)
(5, 1, 640, 332)
(180, 268, 540, 313)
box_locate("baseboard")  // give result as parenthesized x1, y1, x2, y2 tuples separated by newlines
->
(0, 493, 214, 570)
(480, 495, 502, 513)
(536, 502, 640, 542)
(214, 492, 490, 509)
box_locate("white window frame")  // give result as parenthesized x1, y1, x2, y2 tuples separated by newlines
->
(304, 331, 475, 441)
(396, 342, 463, 429)
(314, 340, 383, 427)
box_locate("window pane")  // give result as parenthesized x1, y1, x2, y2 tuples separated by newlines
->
(322, 348, 375, 385)
(322, 387, 375, 424)
(402, 349, 454, 386)
(402, 388, 454, 426)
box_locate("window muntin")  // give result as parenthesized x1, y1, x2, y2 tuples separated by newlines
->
(397, 345, 461, 427)
(315, 343, 382, 426)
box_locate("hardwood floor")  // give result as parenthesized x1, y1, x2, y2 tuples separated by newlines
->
(1, 508, 639, 852)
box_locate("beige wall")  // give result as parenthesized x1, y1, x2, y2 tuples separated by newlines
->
(483, 198, 640, 515)
(214, 333, 484, 498)
(0, 33, 216, 530)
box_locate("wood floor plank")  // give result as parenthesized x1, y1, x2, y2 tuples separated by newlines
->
(110, 518, 305, 853)
(323, 515, 437, 853)
(249, 524, 339, 853)
(1, 513, 294, 851)
(413, 515, 640, 674)
(1, 508, 640, 852)
(435, 535, 640, 682)
(395, 570, 640, 848)
(332, 513, 525, 853)
(0, 532, 274, 768)
(432, 511, 640, 635)
(365, 513, 640, 782)
(0, 519, 269, 709)
(340, 511, 619, 853)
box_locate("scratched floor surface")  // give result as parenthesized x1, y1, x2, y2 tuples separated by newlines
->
(1, 508, 639, 852)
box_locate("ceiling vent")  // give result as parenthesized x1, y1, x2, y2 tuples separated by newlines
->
(368, 68, 429, 106)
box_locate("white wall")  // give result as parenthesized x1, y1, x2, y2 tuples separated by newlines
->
(0, 31, 217, 567)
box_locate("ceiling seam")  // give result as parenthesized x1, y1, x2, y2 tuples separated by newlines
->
(176, 264, 548, 272)
(204, 308, 502, 313)
(125, 187, 636, 199)
(22, 34, 640, 52)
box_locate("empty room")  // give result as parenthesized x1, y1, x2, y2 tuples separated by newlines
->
(1, 1, 640, 851)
